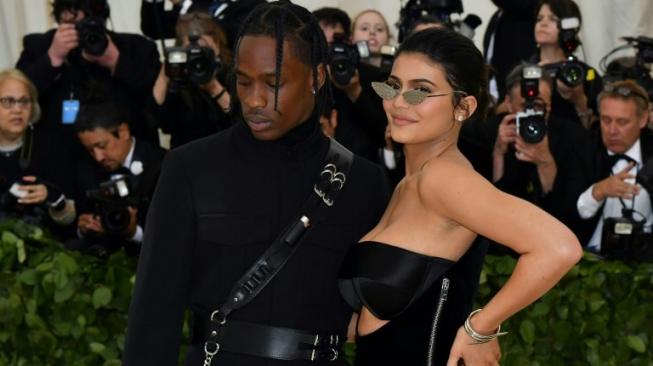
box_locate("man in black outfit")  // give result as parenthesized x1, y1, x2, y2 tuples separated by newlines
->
(492, 63, 592, 236)
(16, 0, 161, 144)
(123, 2, 389, 365)
(69, 102, 165, 257)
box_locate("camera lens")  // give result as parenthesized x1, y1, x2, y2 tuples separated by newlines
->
(560, 62, 585, 87)
(103, 206, 130, 234)
(517, 112, 547, 144)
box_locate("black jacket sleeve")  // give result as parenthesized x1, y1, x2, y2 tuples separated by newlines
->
(16, 31, 63, 94)
(123, 150, 196, 365)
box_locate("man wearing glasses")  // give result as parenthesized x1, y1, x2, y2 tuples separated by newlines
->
(576, 80, 653, 255)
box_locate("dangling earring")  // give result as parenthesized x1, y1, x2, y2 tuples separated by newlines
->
(312, 88, 317, 96)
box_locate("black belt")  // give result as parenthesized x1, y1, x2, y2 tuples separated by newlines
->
(192, 315, 344, 362)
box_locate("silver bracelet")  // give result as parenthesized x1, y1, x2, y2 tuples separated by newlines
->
(463, 309, 508, 344)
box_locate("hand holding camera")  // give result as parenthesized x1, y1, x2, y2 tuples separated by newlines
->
(48, 23, 79, 67)
(493, 113, 517, 156)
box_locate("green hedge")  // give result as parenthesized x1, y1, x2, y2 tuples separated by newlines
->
(476, 254, 653, 365)
(1, 219, 652, 365)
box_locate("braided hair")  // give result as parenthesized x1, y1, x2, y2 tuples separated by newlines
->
(233, 1, 330, 115)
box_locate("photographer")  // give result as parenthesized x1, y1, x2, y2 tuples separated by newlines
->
(576, 80, 653, 256)
(16, 0, 161, 144)
(69, 102, 165, 257)
(314, 8, 388, 165)
(150, 12, 232, 148)
(493, 63, 592, 234)
(0, 69, 76, 232)
(531, 0, 602, 129)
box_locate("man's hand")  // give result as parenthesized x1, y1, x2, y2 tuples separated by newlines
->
(78, 213, 104, 235)
(16, 176, 48, 205)
(592, 162, 640, 201)
(513, 134, 554, 167)
(48, 23, 79, 67)
(82, 34, 120, 73)
(493, 113, 517, 156)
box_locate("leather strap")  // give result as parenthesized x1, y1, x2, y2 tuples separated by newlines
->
(202, 138, 353, 364)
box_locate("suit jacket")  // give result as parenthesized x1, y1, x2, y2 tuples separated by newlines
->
(75, 139, 166, 227)
(16, 29, 161, 144)
(577, 128, 653, 244)
(122, 118, 390, 366)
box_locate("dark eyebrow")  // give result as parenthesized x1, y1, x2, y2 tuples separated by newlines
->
(387, 75, 438, 87)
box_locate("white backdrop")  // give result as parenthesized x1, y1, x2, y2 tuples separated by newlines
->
(1, 0, 653, 74)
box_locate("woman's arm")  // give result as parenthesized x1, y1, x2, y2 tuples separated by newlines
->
(420, 159, 582, 365)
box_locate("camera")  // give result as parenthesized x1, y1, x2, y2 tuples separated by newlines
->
(601, 212, 652, 261)
(76, 16, 108, 56)
(397, 0, 481, 42)
(165, 35, 221, 86)
(603, 36, 653, 100)
(542, 17, 585, 87)
(328, 33, 370, 85)
(515, 65, 547, 144)
(379, 45, 397, 75)
(85, 175, 133, 235)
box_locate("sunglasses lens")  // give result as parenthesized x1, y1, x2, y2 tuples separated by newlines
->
(372, 82, 398, 100)
(403, 90, 427, 105)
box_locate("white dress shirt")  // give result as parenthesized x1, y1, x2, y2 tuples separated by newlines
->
(577, 139, 653, 250)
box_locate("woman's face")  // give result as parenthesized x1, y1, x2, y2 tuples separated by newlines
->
(0, 78, 32, 141)
(382, 53, 463, 145)
(352, 11, 389, 54)
(535, 4, 560, 46)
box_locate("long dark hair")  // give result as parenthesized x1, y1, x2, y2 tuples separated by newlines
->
(397, 27, 489, 120)
(232, 1, 330, 115)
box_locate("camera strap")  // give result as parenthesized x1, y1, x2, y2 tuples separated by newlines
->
(202, 138, 353, 365)
(609, 156, 643, 221)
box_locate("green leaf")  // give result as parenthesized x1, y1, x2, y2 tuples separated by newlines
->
(55, 252, 79, 275)
(519, 319, 536, 345)
(90, 342, 106, 354)
(626, 335, 646, 353)
(1, 230, 18, 244)
(35, 262, 54, 272)
(93, 287, 113, 309)
(18, 269, 39, 286)
(54, 281, 75, 303)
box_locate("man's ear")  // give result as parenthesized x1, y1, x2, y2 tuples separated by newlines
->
(315, 63, 326, 92)
(118, 122, 131, 139)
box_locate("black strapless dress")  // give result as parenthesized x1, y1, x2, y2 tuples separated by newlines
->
(339, 241, 486, 366)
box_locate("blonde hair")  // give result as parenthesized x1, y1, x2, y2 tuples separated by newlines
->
(176, 12, 232, 66)
(0, 68, 41, 124)
(598, 79, 650, 117)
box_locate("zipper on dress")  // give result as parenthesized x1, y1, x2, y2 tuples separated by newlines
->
(426, 277, 450, 366)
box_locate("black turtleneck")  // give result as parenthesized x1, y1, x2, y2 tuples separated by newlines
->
(124, 113, 391, 366)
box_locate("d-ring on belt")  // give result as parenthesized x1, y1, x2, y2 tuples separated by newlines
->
(201, 139, 353, 365)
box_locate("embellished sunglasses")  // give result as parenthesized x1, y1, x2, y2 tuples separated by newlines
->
(371, 81, 467, 106)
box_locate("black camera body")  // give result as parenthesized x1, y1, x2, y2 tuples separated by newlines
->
(165, 35, 221, 86)
(516, 65, 547, 144)
(328, 34, 370, 85)
(76, 16, 108, 56)
(542, 17, 585, 87)
(601, 214, 652, 261)
(85, 175, 133, 235)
